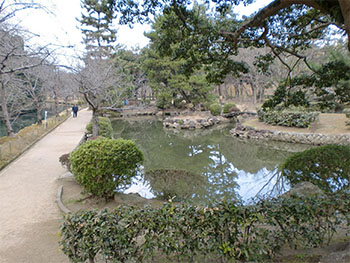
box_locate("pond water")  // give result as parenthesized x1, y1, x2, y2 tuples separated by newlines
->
(112, 118, 309, 205)
(0, 103, 68, 137)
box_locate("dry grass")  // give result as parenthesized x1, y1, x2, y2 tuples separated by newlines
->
(0, 112, 70, 170)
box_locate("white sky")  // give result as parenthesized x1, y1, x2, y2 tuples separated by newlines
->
(8, 0, 270, 66)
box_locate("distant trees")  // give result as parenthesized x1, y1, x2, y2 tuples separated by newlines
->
(0, 1, 70, 137)
(0, 25, 52, 136)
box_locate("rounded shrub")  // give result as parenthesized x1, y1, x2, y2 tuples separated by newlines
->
(156, 92, 172, 109)
(209, 103, 221, 116)
(223, 103, 239, 114)
(86, 117, 113, 138)
(70, 138, 144, 199)
(280, 145, 350, 193)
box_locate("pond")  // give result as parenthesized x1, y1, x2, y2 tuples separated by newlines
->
(112, 117, 309, 205)
(0, 103, 68, 137)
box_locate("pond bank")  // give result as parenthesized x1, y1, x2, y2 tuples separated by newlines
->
(233, 114, 350, 145)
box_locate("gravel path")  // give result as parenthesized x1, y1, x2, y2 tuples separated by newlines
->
(0, 109, 91, 263)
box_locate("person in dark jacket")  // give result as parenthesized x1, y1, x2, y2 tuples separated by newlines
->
(72, 104, 78, 117)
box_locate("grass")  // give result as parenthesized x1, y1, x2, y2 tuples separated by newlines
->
(0, 111, 70, 170)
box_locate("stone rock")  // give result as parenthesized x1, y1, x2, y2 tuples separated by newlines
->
(58, 172, 74, 180)
(283, 182, 324, 198)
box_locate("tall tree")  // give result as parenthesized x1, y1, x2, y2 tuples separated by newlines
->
(79, 0, 118, 56)
(78, 55, 128, 136)
(141, 4, 249, 108)
(115, 0, 349, 52)
(0, 0, 44, 24)
(115, 49, 150, 102)
(113, 0, 350, 90)
(0, 26, 50, 136)
(79, 0, 130, 136)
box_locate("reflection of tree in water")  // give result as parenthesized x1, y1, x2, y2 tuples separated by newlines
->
(199, 144, 240, 205)
(144, 168, 206, 202)
(111, 118, 296, 204)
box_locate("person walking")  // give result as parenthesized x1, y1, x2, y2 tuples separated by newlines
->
(72, 104, 79, 117)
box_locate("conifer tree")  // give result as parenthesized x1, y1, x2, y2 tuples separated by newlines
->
(79, 0, 117, 57)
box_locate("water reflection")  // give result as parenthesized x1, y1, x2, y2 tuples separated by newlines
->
(112, 118, 301, 204)
(0, 103, 68, 137)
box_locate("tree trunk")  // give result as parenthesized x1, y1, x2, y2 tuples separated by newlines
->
(0, 81, 15, 137)
(92, 108, 99, 137)
(251, 83, 257, 105)
(34, 100, 42, 125)
(36, 108, 42, 125)
(54, 77, 59, 117)
(339, 0, 350, 51)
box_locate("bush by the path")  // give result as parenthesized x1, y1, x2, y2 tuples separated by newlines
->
(60, 193, 350, 263)
(69, 138, 143, 199)
(86, 117, 113, 138)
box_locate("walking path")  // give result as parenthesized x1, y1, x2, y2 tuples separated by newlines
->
(0, 109, 91, 263)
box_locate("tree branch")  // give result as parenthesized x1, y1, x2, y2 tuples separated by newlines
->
(227, 0, 343, 50)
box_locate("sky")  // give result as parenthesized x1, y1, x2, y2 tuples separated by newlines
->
(8, 0, 270, 66)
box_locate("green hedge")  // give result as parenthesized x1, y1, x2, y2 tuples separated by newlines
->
(86, 117, 113, 138)
(60, 193, 350, 263)
(209, 103, 221, 116)
(223, 103, 239, 114)
(70, 138, 144, 199)
(257, 109, 319, 128)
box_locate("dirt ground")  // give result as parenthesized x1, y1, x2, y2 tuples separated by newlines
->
(0, 109, 91, 263)
(244, 113, 349, 135)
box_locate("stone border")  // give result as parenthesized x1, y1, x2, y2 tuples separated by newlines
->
(231, 123, 350, 145)
(56, 185, 71, 214)
(163, 116, 228, 129)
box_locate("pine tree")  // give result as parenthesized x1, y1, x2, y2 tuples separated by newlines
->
(79, 0, 117, 57)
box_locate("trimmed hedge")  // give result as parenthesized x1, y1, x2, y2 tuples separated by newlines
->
(223, 103, 239, 114)
(257, 108, 319, 128)
(209, 103, 221, 116)
(69, 138, 144, 199)
(60, 193, 350, 263)
(86, 117, 113, 138)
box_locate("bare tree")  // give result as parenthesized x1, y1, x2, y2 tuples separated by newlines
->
(0, 25, 51, 136)
(0, 0, 45, 25)
(78, 54, 129, 136)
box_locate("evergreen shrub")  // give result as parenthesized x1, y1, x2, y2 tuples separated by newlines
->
(223, 102, 239, 114)
(209, 103, 221, 116)
(156, 92, 172, 109)
(257, 108, 319, 128)
(86, 117, 113, 138)
(70, 138, 144, 199)
(60, 193, 350, 263)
